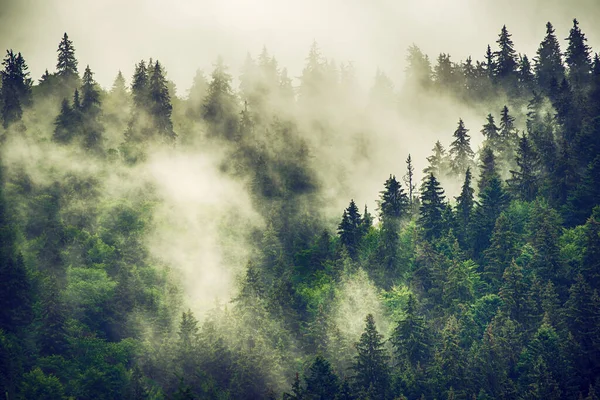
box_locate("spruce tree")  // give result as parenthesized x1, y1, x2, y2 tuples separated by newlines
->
(449, 119, 474, 177)
(455, 167, 474, 248)
(494, 26, 518, 89)
(304, 355, 339, 400)
(481, 114, 500, 148)
(419, 173, 447, 240)
(391, 295, 430, 369)
(337, 199, 363, 259)
(507, 133, 539, 201)
(565, 19, 592, 89)
(518, 54, 535, 93)
(535, 22, 565, 95)
(483, 213, 519, 291)
(131, 60, 149, 109)
(472, 154, 509, 258)
(148, 60, 176, 141)
(352, 314, 390, 399)
(485, 45, 495, 81)
(202, 57, 239, 139)
(403, 154, 416, 211)
(378, 175, 409, 219)
(423, 141, 448, 179)
(1, 50, 31, 128)
(56, 33, 78, 79)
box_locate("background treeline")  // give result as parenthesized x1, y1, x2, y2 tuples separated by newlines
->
(1, 18, 600, 400)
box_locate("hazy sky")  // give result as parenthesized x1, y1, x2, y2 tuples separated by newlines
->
(1, 0, 599, 95)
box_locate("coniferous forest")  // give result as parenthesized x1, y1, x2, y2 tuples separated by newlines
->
(3, 14, 600, 400)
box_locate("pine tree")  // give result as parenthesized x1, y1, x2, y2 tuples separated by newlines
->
(202, 57, 239, 139)
(581, 207, 600, 287)
(378, 175, 409, 219)
(477, 147, 497, 194)
(81, 65, 100, 111)
(1, 50, 31, 128)
(352, 314, 390, 399)
(498, 105, 518, 168)
(56, 33, 78, 79)
(483, 213, 519, 291)
(391, 295, 430, 369)
(481, 114, 500, 148)
(507, 133, 539, 201)
(494, 26, 518, 88)
(518, 54, 535, 93)
(535, 22, 565, 94)
(565, 19, 592, 89)
(485, 45, 495, 81)
(455, 167, 474, 247)
(304, 355, 339, 400)
(131, 60, 149, 109)
(80, 65, 104, 151)
(403, 154, 416, 211)
(472, 153, 509, 258)
(338, 199, 363, 259)
(423, 141, 448, 179)
(449, 119, 475, 177)
(52, 98, 76, 143)
(148, 60, 176, 141)
(419, 173, 447, 241)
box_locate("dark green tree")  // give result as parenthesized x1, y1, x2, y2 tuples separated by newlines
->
(148, 60, 176, 141)
(352, 314, 390, 399)
(483, 213, 519, 292)
(1, 50, 31, 128)
(507, 133, 539, 201)
(449, 118, 475, 177)
(338, 199, 363, 259)
(391, 295, 431, 369)
(481, 114, 500, 148)
(56, 33, 78, 79)
(202, 57, 239, 140)
(378, 175, 409, 219)
(565, 19, 592, 89)
(423, 141, 449, 179)
(403, 154, 416, 211)
(494, 26, 518, 88)
(304, 355, 339, 400)
(455, 167, 474, 248)
(534, 22, 565, 94)
(419, 173, 447, 240)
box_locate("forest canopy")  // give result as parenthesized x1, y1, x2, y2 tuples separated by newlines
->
(1, 16, 600, 400)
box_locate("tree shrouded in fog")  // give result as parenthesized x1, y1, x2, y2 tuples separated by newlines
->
(2, 16, 600, 400)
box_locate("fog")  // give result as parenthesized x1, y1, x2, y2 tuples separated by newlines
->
(2, 0, 599, 92)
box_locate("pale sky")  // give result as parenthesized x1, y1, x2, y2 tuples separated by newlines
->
(1, 0, 599, 95)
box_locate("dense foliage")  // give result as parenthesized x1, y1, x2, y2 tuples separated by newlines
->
(2, 19, 600, 400)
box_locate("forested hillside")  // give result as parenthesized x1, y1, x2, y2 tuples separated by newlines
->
(2, 18, 600, 400)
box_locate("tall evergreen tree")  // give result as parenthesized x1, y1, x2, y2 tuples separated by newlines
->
(423, 141, 449, 179)
(481, 114, 500, 148)
(449, 119, 475, 177)
(494, 26, 518, 88)
(338, 199, 363, 259)
(56, 33, 78, 79)
(391, 295, 430, 369)
(419, 173, 447, 240)
(455, 167, 474, 248)
(352, 314, 390, 399)
(202, 57, 239, 140)
(1, 50, 31, 128)
(507, 133, 539, 201)
(403, 154, 416, 211)
(378, 175, 409, 219)
(483, 213, 519, 291)
(304, 355, 339, 400)
(535, 22, 565, 95)
(565, 19, 592, 89)
(148, 60, 176, 141)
